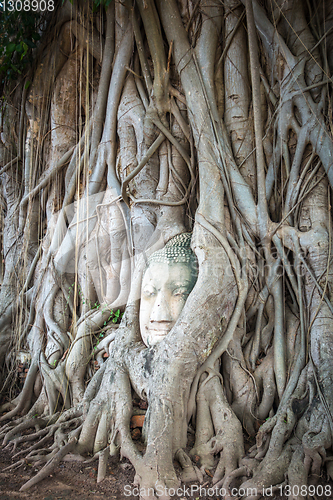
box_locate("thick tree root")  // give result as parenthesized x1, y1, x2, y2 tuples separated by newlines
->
(176, 449, 201, 483)
(190, 368, 244, 482)
(0, 358, 39, 422)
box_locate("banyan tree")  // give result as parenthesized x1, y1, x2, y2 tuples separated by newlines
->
(1, 0, 333, 497)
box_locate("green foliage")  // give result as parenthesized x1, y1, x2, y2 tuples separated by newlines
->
(92, 0, 113, 10)
(0, 0, 113, 83)
(103, 308, 122, 326)
(0, 5, 42, 85)
(93, 309, 123, 350)
(67, 283, 123, 325)
(64, 0, 113, 10)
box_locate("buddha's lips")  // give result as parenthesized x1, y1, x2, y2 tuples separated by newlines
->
(147, 328, 171, 334)
(148, 323, 173, 332)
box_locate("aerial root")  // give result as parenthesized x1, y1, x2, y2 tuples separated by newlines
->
(2, 416, 50, 446)
(0, 422, 15, 440)
(97, 446, 110, 483)
(0, 399, 17, 414)
(0, 415, 29, 441)
(12, 428, 55, 458)
(0, 410, 84, 477)
(82, 445, 110, 483)
(7, 425, 50, 453)
(303, 438, 327, 478)
(25, 448, 59, 467)
(287, 445, 308, 500)
(239, 443, 293, 496)
(3, 447, 56, 471)
(214, 465, 248, 492)
(176, 449, 202, 483)
(3, 458, 26, 471)
(53, 416, 83, 449)
(299, 403, 332, 480)
(0, 359, 38, 422)
(40, 354, 71, 413)
(19, 424, 82, 491)
(10, 413, 79, 459)
(254, 433, 271, 459)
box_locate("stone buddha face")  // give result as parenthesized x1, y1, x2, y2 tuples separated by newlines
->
(139, 233, 198, 347)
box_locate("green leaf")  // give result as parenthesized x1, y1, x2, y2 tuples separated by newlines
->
(6, 43, 16, 54)
(25, 39, 36, 49)
(11, 63, 21, 74)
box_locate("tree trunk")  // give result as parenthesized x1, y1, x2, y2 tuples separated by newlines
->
(1, 0, 333, 497)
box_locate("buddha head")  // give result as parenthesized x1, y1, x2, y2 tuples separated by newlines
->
(140, 233, 198, 347)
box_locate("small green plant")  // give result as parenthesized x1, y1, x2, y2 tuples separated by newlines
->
(67, 284, 102, 310)
(103, 308, 122, 326)
(63, 0, 114, 11)
(67, 283, 123, 326)
(0, 6, 42, 86)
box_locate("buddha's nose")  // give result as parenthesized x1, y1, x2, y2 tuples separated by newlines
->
(150, 292, 173, 322)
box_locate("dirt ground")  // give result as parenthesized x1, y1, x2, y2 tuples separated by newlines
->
(0, 445, 333, 500)
(0, 447, 136, 500)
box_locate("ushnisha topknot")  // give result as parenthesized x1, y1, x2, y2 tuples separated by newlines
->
(146, 232, 198, 269)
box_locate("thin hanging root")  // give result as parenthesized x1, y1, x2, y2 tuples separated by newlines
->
(97, 446, 110, 483)
(19, 146, 75, 211)
(20, 425, 82, 491)
(121, 132, 165, 207)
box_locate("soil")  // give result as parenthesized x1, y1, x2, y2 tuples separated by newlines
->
(1, 442, 333, 500)
(0, 447, 135, 500)
(0, 403, 332, 500)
